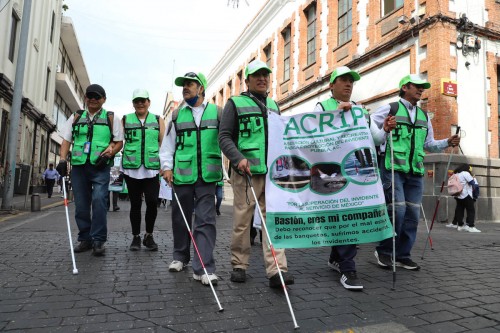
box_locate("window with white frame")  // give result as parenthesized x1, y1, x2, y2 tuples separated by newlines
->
(282, 27, 291, 82)
(382, 0, 404, 16)
(338, 0, 352, 46)
(306, 5, 316, 66)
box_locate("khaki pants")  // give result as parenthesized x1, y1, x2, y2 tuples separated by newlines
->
(230, 172, 288, 277)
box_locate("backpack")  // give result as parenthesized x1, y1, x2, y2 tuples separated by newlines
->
(447, 174, 463, 196)
(472, 178, 480, 200)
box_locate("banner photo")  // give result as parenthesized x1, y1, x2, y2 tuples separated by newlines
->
(109, 154, 124, 192)
(266, 107, 392, 248)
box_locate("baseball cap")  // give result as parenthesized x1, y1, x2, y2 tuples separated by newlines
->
(175, 72, 207, 89)
(329, 66, 361, 83)
(86, 84, 106, 98)
(245, 60, 272, 78)
(399, 74, 431, 89)
(132, 89, 149, 100)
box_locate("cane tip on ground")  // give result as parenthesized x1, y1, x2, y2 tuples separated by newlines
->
(218, 308, 224, 312)
(72, 269, 79, 275)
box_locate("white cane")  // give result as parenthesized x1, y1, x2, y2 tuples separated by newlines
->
(389, 132, 396, 290)
(245, 174, 299, 329)
(62, 177, 78, 275)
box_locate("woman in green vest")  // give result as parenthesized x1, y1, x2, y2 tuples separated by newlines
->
(122, 89, 165, 251)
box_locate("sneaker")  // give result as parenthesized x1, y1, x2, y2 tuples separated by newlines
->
(113, 206, 120, 211)
(458, 225, 470, 232)
(467, 226, 481, 233)
(143, 234, 158, 251)
(340, 271, 363, 290)
(92, 241, 105, 256)
(129, 235, 141, 251)
(269, 271, 295, 289)
(216, 209, 221, 216)
(445, 223, 458, 228)
(230, 268, 246, 283)
(73, 240, 92, 253)
(328, 260, 341, 273)
(374, 251, 392, 268)
(396, 258, 420, 270)
(169, 260, 186, 272)
(193, 273, 218, 286)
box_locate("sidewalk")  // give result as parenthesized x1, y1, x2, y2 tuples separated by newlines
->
(0, 188, 499, 332)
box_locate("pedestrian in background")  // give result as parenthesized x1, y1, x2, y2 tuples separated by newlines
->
(58, 84, 123, 256)
(372, 75, 460, 270)
(122, 89, 164, 251)
(160, 72, 222, 286)
(42, 163, 60, 198)
(449, 163, 481, 233)
(218, 59, 294, 288)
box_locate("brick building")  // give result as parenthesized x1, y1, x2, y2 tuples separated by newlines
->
(206, 0, 500, 221)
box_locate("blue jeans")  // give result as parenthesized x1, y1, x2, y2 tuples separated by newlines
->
(376, 163, 423, 260)
(215, 185, 223, 211)
(71, 163, 110, 242)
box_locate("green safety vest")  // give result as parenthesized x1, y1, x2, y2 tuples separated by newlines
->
(318, 98, 371, 126)
(385, 102, 428, 175)
(173, 103, 222, 185)
(122, 112, 160, 169)
(71, 109, 112, 166)
(231, 95, 279, 175)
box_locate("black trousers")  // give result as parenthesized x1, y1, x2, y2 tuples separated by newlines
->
(453, 195, 476, 227)
(124, 175, 160, 235)
(45, 178, 56, 197)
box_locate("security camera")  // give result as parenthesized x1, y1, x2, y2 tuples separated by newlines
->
(398, 15, 407, 24)
(465, 61, 470, 68)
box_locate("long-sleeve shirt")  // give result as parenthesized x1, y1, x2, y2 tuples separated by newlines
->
(159, 101, 207, 171)
(371, 98, 449, 153)
(42, 168, 60, 180)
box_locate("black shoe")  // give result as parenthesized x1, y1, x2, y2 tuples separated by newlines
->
(129, 235, 141, 251)
(340, 271, 363, 290)
(230, 268, 246, 283)
(269, 271, 295, 289)
(328, 260, 341, 273)
(216, 209, 221, 216)
(143, 234, 158, 251)
(396, 258, 420, 270)
(374, 251, 392, 268)
(113, 206, 120, 211)
(92, 241, 105, 256)
(73, 240, 92, 253)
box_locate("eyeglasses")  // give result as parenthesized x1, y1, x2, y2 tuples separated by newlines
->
(86, 93, 102, 100)
(133, 98, 148, 104)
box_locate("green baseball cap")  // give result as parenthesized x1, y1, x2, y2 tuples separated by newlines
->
(330, 66, 361, 83)
(175, 72, 207, 89)
(245, 59, 272, 78)
(399, 74, 431, 89)
(132, 89, 149, 100)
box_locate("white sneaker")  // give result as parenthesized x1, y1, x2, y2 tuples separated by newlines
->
(445, 223, 458, 228)
(169, 260, 185, 272)
(193, 273, 218, 286)
(467, 227, 481, 233)
(457, 225, 470, 232)
(328, 260, 341, 273)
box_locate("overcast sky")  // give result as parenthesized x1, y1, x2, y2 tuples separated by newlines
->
(64, 0, 266, 117)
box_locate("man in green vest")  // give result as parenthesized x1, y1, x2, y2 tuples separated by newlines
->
(122, 89, 165, 252)
(372, 74, 460, 270)
(313, 66, 394, 290)
(160, 72, 222, 286)
(218, 59, 294, 288)
(58, 84, 123, 256)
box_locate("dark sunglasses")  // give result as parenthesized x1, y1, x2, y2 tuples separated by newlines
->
(86, 93, 102, 100)
(133, 98, 148, 104)
(184, 72, 200, 81)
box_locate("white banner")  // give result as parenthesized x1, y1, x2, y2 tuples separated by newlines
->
(265, 107, 392, 248)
